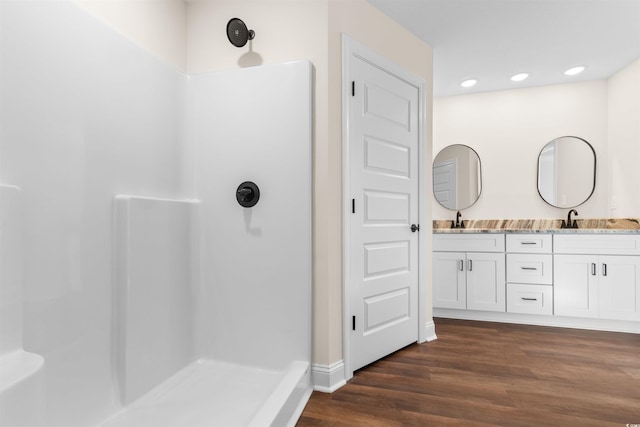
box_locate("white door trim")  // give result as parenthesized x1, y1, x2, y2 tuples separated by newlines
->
(342, 34, 428, 381)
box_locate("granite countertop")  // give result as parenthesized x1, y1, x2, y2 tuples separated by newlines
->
(433, 218, 640, 234)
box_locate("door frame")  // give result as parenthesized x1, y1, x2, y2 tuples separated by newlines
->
(342, 34, 428, 380)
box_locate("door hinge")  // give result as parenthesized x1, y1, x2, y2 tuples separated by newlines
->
(351, 81, 355, 97)
(352, 315, 356, 331)
(352, 198, 355, 214)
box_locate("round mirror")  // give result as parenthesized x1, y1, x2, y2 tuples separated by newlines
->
(433, 144, 482, 210)
(537, 136, 596, 208)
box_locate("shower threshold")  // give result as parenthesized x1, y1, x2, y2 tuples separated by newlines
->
(97, 359, 310, 427)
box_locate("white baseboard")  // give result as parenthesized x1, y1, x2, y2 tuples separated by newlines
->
(423, 319, 438, 342)
(311, 361, 346, 393)
(434, 308, 640, 334)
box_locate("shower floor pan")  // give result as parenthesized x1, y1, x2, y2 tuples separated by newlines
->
(97, 359, 310, 427)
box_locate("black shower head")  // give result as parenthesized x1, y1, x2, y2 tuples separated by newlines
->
(226, 18, 255, 48)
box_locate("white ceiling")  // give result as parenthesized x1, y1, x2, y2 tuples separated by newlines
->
(368, 0, 640, 97)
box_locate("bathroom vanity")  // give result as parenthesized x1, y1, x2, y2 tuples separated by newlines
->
(431, 129, 639, 332)
(433, 222, 640, 333)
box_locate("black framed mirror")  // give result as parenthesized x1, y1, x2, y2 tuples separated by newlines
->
(537, 136, 596, 208)
(433, 144, 482, 210)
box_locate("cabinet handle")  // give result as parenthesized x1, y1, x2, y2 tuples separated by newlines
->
(591, 263, 596, 276)
(521, 297, 538, 301)
(459, 260, 464, 271)
(468, 259, 473, 272)
(521, 266, 537, 271)
(520, 242, 537, 245)
(602, 263, 607, 277)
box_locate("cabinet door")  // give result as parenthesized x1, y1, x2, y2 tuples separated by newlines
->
(433, 252, 466, 309)
(466, 252, 506, 312)
(598, 255, 640, 321)
(554, 254, 598, 318)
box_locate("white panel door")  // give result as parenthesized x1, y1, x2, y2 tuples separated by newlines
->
(433, 159, 457, 210)
(349, 55, 420, 371)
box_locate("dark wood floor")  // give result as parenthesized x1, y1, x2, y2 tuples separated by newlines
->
(297, 318, 640, 426)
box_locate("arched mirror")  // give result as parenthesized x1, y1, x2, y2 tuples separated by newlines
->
(433, 144, 482, 210)
(537, 136, 596, 208)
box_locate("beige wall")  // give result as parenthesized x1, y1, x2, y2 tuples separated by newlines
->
(607, 58, 640, 218)
(74, 0, 188, 71)
(186, 0, 328, 74)
(434, 80, 610, 220)
(434, 60, 640, 221)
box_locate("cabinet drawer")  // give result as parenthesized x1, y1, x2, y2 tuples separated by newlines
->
(507, 254, 553, 284)
(506, 234, 552, 253)
(554, 234, 640, 255)
(507, 283, 553, 315)
(433, 233, 505, 253)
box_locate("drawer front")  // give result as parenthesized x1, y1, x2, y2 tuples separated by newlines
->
(433, 233, 505, 253)
(506, 234, 552, 253)
(554, 234, 640, 255)
(507, 254, 553, 284)
(507, 283, 553, 315)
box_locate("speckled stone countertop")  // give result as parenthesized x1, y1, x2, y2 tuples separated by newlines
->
(433, 218, 640, 234)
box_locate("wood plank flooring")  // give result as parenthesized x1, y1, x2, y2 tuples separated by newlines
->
(297, 318, 640, 426)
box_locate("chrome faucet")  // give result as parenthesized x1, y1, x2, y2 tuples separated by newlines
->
(451, 210, 465, 229)
(561, 209, 579, 229)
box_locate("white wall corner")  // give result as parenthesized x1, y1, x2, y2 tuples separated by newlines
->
(311, 361, 346, 393)
(423, 319, 438, 342)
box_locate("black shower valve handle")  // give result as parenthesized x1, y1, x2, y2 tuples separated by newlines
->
(236, 181, 260, 208)
(236, 187, 253, 202)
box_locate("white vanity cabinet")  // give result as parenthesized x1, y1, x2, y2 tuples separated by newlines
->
(554, 235, 640, 321)
(433, 230, 639, 333)
(433, 234, 505, 312)
(506, 234, 553, 315)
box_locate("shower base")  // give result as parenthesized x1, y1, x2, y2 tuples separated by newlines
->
(97, 359, 310, 427)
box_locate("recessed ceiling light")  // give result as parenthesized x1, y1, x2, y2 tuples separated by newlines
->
(460, 79, 477, 88)
(511, 73, 529, 82)
(564, 66, 585, 76)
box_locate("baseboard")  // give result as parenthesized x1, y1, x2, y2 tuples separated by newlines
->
(434, 308, 640, 334)
(311, 361, 346, 393)
(423, 319, 438, 342)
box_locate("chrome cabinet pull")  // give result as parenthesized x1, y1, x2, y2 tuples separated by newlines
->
(602, 263, 607, 277)
(468, 259, 473, 271)
(521, 266, 537, 271)
(591, 263, 596, 276)
(520, 242, 537, 245)
(459, 259, 464, 271)
(521, 297, 538, 301)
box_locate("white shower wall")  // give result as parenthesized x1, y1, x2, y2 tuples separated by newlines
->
(113, 196, 197, 405)
(189, 61, 312, 369)
(1, 2, 188, 426)
(1, 2, 311, 426)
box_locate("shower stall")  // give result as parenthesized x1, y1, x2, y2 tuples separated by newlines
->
(0, 2, 312, 426)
